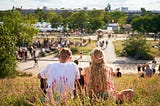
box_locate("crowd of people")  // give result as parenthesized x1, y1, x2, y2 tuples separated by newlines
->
(17, 36, 91, 62)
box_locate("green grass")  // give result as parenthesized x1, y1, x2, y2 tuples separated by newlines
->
(1, 73, 160, 106)
(113, 40, 160, 57)
(71, 40, 97, 55)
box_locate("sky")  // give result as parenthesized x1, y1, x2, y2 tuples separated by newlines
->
(0, 0, 160, 11)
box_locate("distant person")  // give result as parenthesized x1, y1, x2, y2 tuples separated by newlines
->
(116, 68, 122, 77)
(137, 64, 141, 72)
(151, 61, 157, 74)
(152, 56, 156, 63)
(142, 63, 146, 72)
(158, 64, 160, 75)
(145, 64, 153, 77)
(33, 50, 38, 68)
(74, 59, 84, 88)
(37, 48, 80, 102)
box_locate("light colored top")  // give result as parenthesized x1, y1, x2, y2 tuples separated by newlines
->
(40, 62, 80, 94)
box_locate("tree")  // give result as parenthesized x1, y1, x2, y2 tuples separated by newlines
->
(0, 24, 17, 77)
(88, 10, 104, 20)
(2, 10, 38, 48)
(131, 15, 157, 33)
(109, 11, 126, 23)
(70, 10, 89, 31)
(89, 18, 105, 31)
(124, 35, 152, 60)
(88, 10, 105, 31)
(35, 8, 44, 22)
(104, 11, 127, 24)
(50, 13, 63, 28)
(43, 11, 60, 23)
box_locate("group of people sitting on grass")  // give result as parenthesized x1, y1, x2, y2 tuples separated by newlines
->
(37, 47, 133, 104)
(137, 60, 160, 78)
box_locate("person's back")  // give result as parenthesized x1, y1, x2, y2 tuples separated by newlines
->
(38, 48, 80, 101)
(116, 68, 122, 77)
(81, 48, 115, 99)
(41, 62, 79, 93)
(117, 71, 122, 77)
(82, 48, 134, 103)
(145, 65, 153, 77)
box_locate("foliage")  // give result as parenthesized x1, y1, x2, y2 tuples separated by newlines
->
(131, 14, 160, 33)
(51, 13, 63, 28)
(104, 11, 127, 24)
(1, 10, 38, 47)
(89, 18, 105, 31)
(113, 39, 160, 58)
(124, 35, 152, 60)
(70, 10, 89, 31)
(0, 24, 17, 78)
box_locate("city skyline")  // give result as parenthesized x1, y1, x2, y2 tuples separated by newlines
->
(0, 0, 160, 11)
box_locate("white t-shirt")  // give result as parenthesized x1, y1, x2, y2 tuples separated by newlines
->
(40, 62, 80, 94)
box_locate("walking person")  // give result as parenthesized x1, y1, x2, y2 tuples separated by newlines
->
(151, 61, 157, 74)
(33, 50, 38, 68)
(137, 64, 141, 73)
(37, 48, 80, 103)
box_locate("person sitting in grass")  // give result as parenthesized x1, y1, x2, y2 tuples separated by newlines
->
(116, 68, 122, 77)
(145, 64, 153, 77)
(81, 47, 134, 103)
(37, 48, 80, 103)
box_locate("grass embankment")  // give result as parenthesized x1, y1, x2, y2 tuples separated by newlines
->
(0, 73, 160, 106)
(113, 40, 160, 57)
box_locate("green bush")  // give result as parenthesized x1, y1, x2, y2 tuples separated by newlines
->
(71, 47, 78, 55)
(0, 24, 17, 78)
(124, 35, 152, 60)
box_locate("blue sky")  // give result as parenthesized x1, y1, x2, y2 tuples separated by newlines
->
(0, 0, 160, 10)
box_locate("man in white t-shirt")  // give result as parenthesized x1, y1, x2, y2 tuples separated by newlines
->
(37, 48, 80, 102)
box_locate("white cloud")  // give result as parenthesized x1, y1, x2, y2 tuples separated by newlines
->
(0, 0, 160, 10)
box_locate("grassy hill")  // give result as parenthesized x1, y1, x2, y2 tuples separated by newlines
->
(0, 72, 160, 106)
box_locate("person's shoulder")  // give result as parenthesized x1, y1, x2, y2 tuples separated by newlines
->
(68, 62, 77, 65)
(105, 65, 113, 71)
(83, 66, 91, 72)
(47, 62, 59, 67)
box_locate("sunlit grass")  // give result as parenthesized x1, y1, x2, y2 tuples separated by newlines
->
(1, 73, 160, 105)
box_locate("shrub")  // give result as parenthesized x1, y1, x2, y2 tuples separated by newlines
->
(0, 24, 17, 78)
(124, 35, 152, 60)
(71, 47, 78, 54)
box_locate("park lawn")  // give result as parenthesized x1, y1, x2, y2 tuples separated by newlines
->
(113, 40, 160, 57)
(0, 73, 160, 105)
(71, 40, 97, 55)
(113, 40, 124, 57)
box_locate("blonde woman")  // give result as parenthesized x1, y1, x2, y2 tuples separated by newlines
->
(81, 47, 116, 99)
(81, 48, 134, 103)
